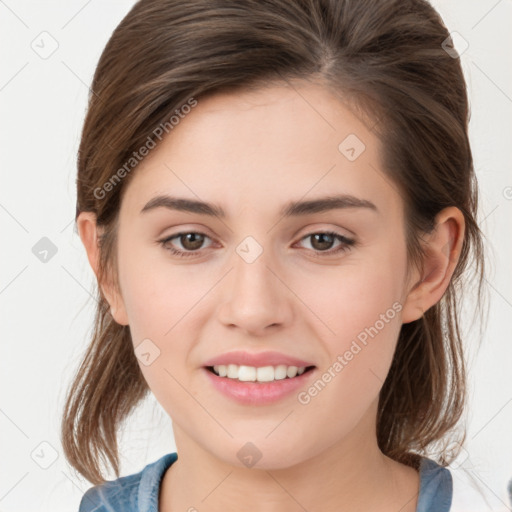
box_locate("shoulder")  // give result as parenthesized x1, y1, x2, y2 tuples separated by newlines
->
(416, 457, 453, 512)
(78, 452, 178, 512)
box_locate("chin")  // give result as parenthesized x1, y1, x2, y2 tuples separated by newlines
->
(204, 437, 314, 472)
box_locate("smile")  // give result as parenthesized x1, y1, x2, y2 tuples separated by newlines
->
(203, 364, 317, 405)
(207, 364, 315, 382)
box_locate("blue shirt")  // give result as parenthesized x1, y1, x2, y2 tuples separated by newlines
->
(78, 453, 452, 511)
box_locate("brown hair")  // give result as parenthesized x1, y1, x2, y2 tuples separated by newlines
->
(61, 0, 485, 484)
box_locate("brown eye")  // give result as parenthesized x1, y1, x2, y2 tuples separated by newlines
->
(309, 233, 336, 251)
(178, 232, 205, 251)
(298, 231, 355, 257)
(159, 231, 213, 258)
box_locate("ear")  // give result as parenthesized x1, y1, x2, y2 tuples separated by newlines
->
(401, 206, 465, 324)
(76, 211, 129, 326)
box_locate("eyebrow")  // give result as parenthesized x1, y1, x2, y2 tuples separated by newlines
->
(140, 194, 378, 218)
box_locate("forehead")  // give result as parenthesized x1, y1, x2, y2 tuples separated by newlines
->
(120, 82, 401, 221)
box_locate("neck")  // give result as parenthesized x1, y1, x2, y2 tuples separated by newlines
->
(160, 405, 419, 512)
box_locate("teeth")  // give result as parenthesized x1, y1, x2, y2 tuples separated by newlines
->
(227, 364, 238, 379)
(274, 365, 288, 380)
(211, 364, 308, 382)
(257, 366, 274, 382)
(286, 366, 298, 378)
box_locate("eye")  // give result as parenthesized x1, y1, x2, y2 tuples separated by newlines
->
(159, 231, 213, 258)
(158, 230, 355, 259)
(296, 231, 355, 257)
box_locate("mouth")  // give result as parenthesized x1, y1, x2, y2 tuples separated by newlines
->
(202, 363, 317, 405)
(204, 364, 316, 383)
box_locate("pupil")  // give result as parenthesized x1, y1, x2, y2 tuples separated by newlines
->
(182, 233, 203, 250)
(312, 233, 333, 251)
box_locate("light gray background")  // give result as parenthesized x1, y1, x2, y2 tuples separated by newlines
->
(1, 1, 511, 510)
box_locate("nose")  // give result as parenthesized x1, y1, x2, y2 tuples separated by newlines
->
(216, 245, 294, 336)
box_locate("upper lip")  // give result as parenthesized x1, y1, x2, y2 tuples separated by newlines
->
(203, 350, 315, 368)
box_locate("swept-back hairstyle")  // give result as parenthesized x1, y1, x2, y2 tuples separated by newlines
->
(62, 0, 485, 484)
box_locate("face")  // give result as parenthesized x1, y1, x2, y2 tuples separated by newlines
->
(107, 82, 417, 469)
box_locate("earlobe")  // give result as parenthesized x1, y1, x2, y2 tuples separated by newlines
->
(76, 212, 129, 326)
(401, 207, 465, 324)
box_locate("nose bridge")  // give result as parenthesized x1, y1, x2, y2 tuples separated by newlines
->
(217, 234, 292, 333)
(233, 235, 274, 293)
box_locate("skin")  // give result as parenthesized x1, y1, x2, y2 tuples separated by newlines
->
(78, 81, 465, 512)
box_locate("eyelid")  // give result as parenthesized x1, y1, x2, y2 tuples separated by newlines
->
(294, 223, 355, 241)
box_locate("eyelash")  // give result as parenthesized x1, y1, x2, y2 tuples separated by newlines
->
(158, 231, 355, 259)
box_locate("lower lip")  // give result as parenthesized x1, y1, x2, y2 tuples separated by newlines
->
(202, 367, 316, 405)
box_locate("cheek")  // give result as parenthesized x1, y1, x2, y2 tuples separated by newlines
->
(120, 267, 197, 413)
(293, 246, 406, 406)
(291, 289, 403, 449)
(301, 248, 406, 344)
(119, 247, 204, 342)
(116, 248, 205, 393)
